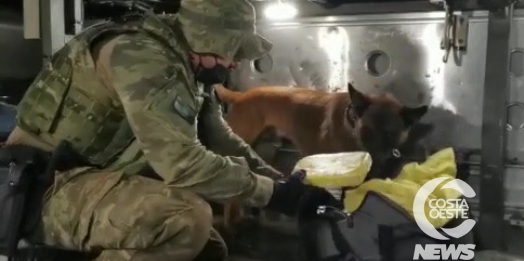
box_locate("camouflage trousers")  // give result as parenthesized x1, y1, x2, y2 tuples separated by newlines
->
(32, 169, 228, 261)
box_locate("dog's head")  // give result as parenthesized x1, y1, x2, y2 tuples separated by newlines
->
(346, 82, 429, 163)
(366, 122, 435, 180)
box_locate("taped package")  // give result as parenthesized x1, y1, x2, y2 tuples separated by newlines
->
(293, 152, 372, 188)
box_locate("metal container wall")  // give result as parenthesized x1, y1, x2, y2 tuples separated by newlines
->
(0, 8, 42, 104)
(228, 11, 524, 212)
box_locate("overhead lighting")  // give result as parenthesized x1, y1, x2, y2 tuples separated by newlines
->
(264, 1, 298, 21)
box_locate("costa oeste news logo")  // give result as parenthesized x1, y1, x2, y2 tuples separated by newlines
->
(412, 177, 477, 260)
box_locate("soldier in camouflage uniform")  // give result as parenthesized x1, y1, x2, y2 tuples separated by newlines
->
(5, 0, 337, 260)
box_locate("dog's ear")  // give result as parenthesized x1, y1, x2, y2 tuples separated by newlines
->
(407, 123, 434, 143)
(347, 82, 369, 117)
(400, 105, 428, 127)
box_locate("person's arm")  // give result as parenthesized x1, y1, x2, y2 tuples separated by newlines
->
(198, 88, 282, 180)
(103, 33, 273, 207)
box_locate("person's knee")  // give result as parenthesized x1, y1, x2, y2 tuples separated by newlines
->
(89, 183, 214, 254)
(168, 193, 213, 248)
(136, 192, 214, 260)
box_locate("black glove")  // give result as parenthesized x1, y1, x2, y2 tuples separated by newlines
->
(265, 169, 342, 217)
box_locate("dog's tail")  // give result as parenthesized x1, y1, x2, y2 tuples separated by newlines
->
(214, 85, 241, 104)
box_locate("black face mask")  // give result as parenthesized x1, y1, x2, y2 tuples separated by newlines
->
(194, 64, 229, 86)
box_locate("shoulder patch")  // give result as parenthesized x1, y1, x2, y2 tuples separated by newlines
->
(173, 94, 197, 125)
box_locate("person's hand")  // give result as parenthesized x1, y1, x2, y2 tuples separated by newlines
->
(265, 169, 342, 217)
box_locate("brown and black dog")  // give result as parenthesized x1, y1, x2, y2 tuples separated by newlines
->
(215, 83, 429, 162)
(216, 83, 430, 231)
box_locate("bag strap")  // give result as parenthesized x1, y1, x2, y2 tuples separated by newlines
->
(378, 225, 395, 261)
(327, 217, 353, 257)
(320, 206, 356, 261)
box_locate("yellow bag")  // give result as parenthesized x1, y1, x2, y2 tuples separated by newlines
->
(344, 148, 460, 228)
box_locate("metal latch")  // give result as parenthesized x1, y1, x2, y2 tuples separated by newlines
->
(430, 0, 470, 63)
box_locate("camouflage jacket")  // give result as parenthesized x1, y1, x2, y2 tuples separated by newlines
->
(13, 12, 279, 207)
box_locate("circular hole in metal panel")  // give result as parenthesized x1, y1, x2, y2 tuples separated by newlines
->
(507, 102, 524, 131)
(251, 53, 273, 74)
(365, 50, 391, 77)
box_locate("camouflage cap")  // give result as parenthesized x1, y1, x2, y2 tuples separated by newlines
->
(177, 0, 273, 61)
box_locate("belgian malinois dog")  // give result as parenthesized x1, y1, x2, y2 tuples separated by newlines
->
(216, 83, 429, 230)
